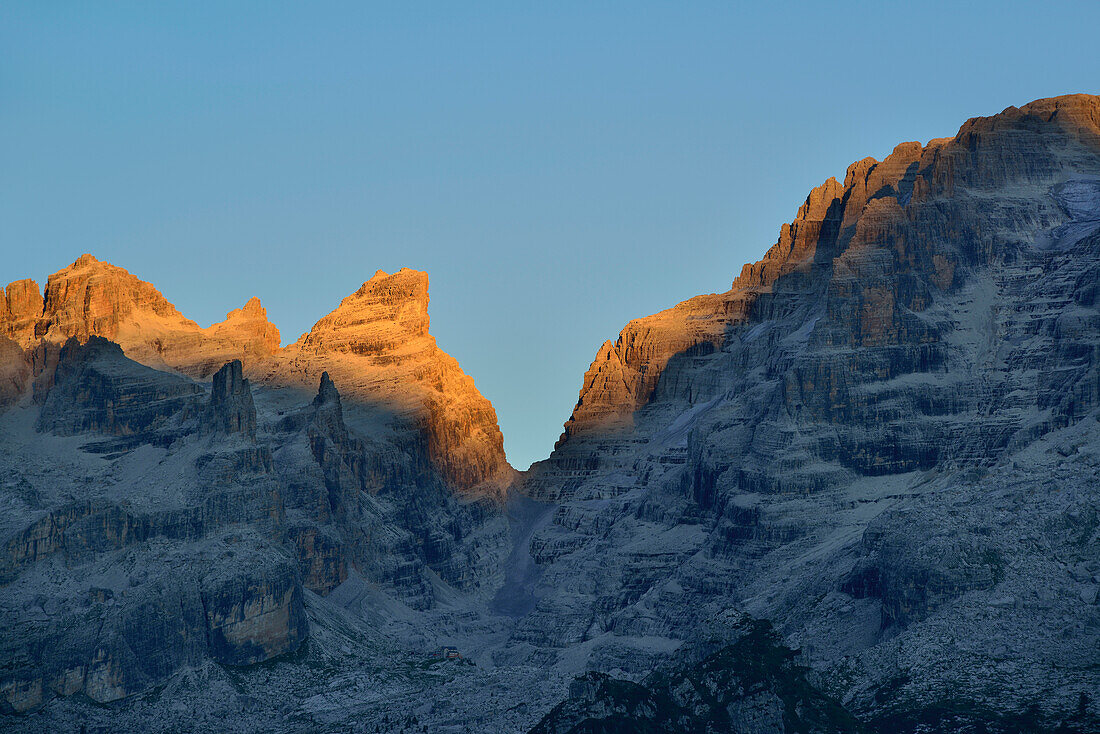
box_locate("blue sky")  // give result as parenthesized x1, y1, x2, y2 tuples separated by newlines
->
(2, 2, 1098, 468)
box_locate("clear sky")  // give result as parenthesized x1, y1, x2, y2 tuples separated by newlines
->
(2, 2, 1098, 468)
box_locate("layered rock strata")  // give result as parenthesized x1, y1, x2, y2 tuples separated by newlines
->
(202, 359, 257, 437)
(516, 94, 1100, 725)
(0, 337, 504, 714)
(263, 268, 513, 494)
(36, 337, 204, 437)
(0, 255, 282, 378)
(0, 258, 512, 495)
(528, 94, 1100, 499)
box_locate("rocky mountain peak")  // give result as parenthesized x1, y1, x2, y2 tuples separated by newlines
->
(1, 279, 44, 344)
(38, 254, 197, 347)
(545, 93, 1100, 452)
(313, 371, 341, 408)
(295, 267, 431, 355)
(5, 255, 282, 377)
(514, 94, 1100, 730)
(207, 297, 282, 355)
(202, 359, 257, 437)
(267, 267, 514, 495)
(0, 256, 512, 496)
(241, 296, 264, 316)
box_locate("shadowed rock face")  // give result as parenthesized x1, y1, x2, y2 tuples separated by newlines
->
(0, 534, 307, 713)
(202, 360, 257, 437)
(0, 337, 29, 410)
(514, 94, 1100, 726)
(0, 258, 512, 497)
(269, 370, 505, 602)
(263, 268, 514, 495)
(528, 93, 1100, 499)
(531, 617, 863, 734)
(36, 337, 204, 437)
(0, 341, 504, 714)
(200, 551, 308, 666)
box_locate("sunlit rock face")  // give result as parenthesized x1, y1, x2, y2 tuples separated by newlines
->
(0, 340, 505, 716)
(264, 268, 514, 495)
(0, 257, 512, 496)
(529, 94, 1100, 500)
(518, 94, 1100, 727)
(0, 254, 282, 378)
(0, 257, 513, 718)
(1, 280, 45, 345)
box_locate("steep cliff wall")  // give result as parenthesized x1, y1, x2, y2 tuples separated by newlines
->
(516, 94, 1100, 725)
(528, 93, 1100, 500)
(262, 268, 513, 494)
(1, 254, 281, 377)
(0, 258, 512, 495)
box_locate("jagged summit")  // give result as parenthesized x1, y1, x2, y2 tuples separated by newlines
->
(0, 256, 512, 494)
(514, 93, 1100, 728)
(0, 254, 281, 378)
(543, 92, 1100, 448)
(0, 279, 44, 345)
(39, 254, 200, 344)
(206, 296, 282, 356)
(313, 370, 340, 407)
(202, 360, 257, 437)
(295, 267, 432, 355)
(271, 267, 514, 494)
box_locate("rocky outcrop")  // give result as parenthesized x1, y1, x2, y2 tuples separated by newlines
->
(531, 617, 863, 734)
(288, 524, 347, 595)
(0, 340, 305, 713)
(201, 360, 257, 437)
(0, 535, 306, 713)
(264, 268, 514, 494)
(11, 254, 281, 378)
(208, 297, 282, 355)
(36, 337, 203, 437)
(36, 254, 196, 347)
(841, 510, 1003, 629)
(5, 256, 512, 497)
(305, 372, 366, 518)
(0, 337, 29, 409)
(1, 280, 44, 344)
(269, 370, 506, 605)
(200, 550, 307, 666)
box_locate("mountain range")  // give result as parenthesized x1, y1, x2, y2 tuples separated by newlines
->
(2, 93, 1099, 733)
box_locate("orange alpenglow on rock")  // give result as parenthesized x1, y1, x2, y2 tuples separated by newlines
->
(527, 93, 1100, 501)
(2, 254, 283, 378)
(1, 279, 45, 344)
(0, 255, 512, 496)
(266, 267, 514, 495)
